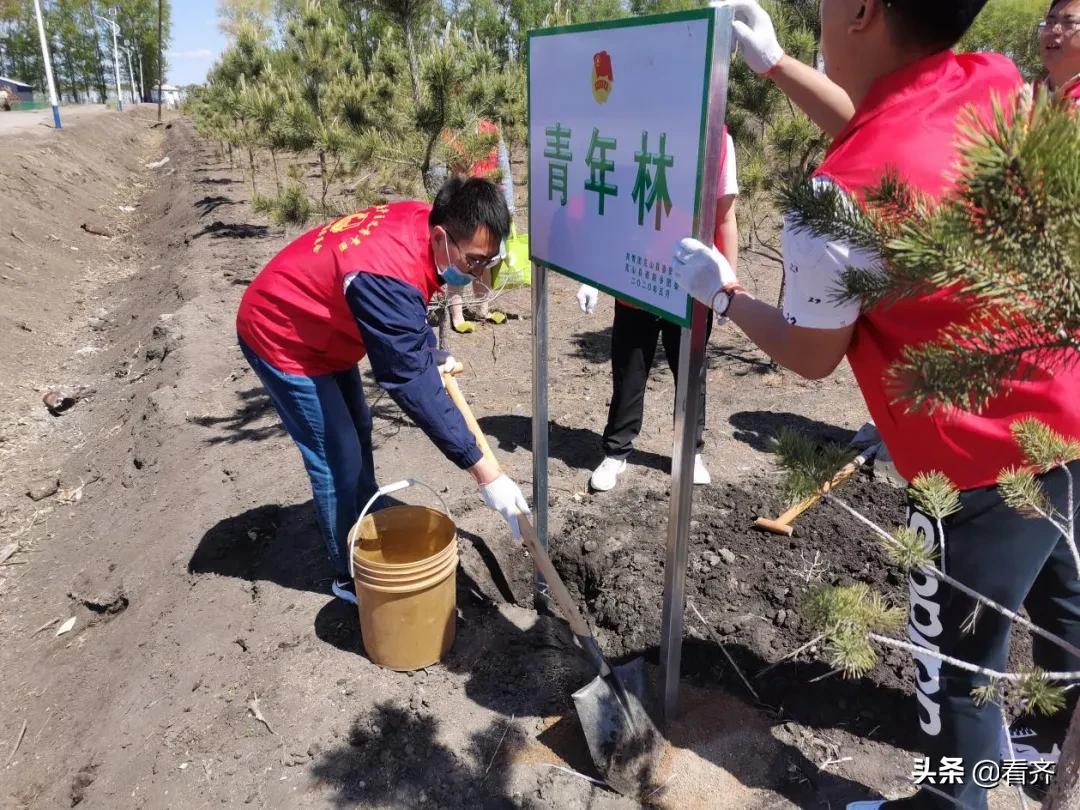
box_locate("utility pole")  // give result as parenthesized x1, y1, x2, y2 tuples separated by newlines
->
(31, 0, 61, 128)
(88, 0, 108, 104)
(122, 45, 136, 104)
(156, 0, 163, 122)
(93, 13, 123, 112)
(137, 51, 145, 102)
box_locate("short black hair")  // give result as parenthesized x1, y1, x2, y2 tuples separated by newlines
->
(884, 0, 989, 51)
(429, 175, 510, 244)
(1048, 0, 1075, 12)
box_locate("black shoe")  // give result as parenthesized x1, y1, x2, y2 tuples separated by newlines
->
(1001, 714, 1063, 764)
(332, 578, 358, 605)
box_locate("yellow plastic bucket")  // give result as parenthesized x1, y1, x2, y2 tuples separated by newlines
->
(348, 480, 458, 671)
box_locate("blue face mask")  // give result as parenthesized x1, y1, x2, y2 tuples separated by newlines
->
(438, 232, 475, 287)
(440, 265, 474, 287)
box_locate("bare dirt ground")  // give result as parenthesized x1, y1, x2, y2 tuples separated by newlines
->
(0, 104, 118, 135)
(0, 112, 1027, 808)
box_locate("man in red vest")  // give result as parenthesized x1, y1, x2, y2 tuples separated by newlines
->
(237, 177, 529, 605)
(680, 1, 1080, 807)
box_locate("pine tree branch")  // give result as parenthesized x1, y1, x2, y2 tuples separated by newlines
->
(755, 634, 827, 680)
(867, 634, 1080, 683)
(891, 333, 1080, 414)
(937, 517, 947, 579)
(1066, 464, 1076, 570)
(1016, 498, 1075, 575)
(825, 495, 1080, 660)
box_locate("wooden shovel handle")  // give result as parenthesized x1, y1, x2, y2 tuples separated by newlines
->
(517, 515, 594, 638)
(441, 371, 496, 463)
(441, 369, 594, 640)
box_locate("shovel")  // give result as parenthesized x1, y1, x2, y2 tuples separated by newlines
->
(441, 366, 664, 797)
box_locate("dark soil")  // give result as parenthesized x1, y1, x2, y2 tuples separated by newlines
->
(551, 473, 922, 748)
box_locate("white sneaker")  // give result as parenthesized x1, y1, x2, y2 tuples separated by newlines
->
(590, 457, 627, 492)
(693, 454, 711, 485)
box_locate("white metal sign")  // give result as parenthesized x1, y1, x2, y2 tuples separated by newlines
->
(528, 10, 718, 326)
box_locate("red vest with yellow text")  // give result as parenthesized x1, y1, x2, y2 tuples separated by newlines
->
(237, 202, 440, 376)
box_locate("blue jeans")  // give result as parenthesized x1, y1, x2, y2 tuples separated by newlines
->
(239, 337, 378, 579)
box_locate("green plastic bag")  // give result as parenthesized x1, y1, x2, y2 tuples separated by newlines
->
(493, 227, 531, 289)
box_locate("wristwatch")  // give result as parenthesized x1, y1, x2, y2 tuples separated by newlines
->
(711, 283, 743, 317)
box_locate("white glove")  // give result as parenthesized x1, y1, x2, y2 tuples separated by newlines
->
(673, 237, 737, 311)
(480, 474, 531, 544)
(433, 349, 457, 374)
(576, 284, 599, 315)
(713, 0, 784, 75)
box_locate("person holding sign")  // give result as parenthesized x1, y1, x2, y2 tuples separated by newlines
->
(679, 1, 1080, 808)
(236, 177, 530, 605)
(576, 132, 739, 492)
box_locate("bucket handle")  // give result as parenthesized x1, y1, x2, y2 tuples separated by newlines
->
(349, 479, 452, 579)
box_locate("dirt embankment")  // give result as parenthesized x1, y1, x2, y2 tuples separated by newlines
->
(0, 110, 227, 808)
(1, 114, 1025, 810)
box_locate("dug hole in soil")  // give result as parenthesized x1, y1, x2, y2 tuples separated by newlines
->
(0, 110, 1031, 810)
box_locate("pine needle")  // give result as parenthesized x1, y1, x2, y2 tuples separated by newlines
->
(998, 467, 1057, 521)
(908, 473, 962, 520)
(1011, 419, 1080, 471)
(483, 714, 514, 776)
(772, 429, 855, 504)
(884, 525, 936, 571)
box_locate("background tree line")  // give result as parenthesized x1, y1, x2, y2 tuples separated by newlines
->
(190, 0, 1049, 230)
(0, 0, 171, 104)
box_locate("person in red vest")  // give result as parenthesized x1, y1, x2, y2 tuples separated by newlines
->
(443, 119, 509, 332)
(236, 177, 529, 605)
(1041, 0, 1080, 101)
(679, 1, 1080, 808)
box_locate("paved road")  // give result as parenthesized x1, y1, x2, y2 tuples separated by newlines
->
(0, 104, 144, 135)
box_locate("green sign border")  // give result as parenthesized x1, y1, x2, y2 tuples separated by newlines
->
(526, 8, 717, 327)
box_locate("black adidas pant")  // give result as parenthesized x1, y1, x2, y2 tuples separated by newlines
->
(600, 302, 713, 459)
(897, 460, 1080, 810)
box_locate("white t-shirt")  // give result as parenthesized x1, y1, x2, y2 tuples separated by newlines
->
(780, 177, 877, 329)
(718, 132, 738, 198)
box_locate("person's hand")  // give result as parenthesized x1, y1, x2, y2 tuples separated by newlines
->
(433, 349, 457, 374)
(480, 474, 531, 544)
(713, 0, 784, 75)
(576, 284, 599, 315)
(673, 237, 738, 310)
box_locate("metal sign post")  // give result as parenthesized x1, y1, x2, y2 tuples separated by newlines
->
(660, 7, 733, 724)
(527, 6, 732, 720)
(531, 260, 550, 604)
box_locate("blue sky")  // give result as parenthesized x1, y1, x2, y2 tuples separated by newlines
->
(167, 0, 225, 86)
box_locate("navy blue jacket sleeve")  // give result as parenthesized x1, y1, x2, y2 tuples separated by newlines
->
(345, 273, 483, 470)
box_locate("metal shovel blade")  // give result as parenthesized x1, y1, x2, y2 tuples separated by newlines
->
(571, 658, 664, 797)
